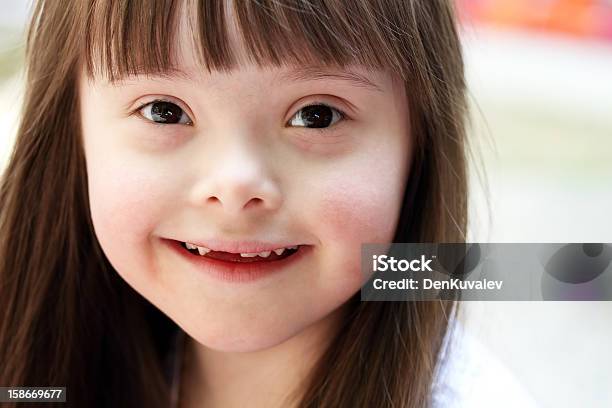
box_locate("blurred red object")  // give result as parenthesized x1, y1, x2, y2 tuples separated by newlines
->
(456, 0, 612, 41)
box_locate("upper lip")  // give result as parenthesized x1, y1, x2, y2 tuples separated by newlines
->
(173, 239, 306, 253)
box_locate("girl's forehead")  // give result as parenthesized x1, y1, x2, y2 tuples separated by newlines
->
(86, 3, 395, 94)
(82, 0, 409, 86)
(170, 4, 391, 89)
(132, 64, 390, 91)
(86, 64, 395, 103)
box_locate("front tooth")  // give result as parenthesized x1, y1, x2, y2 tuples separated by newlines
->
(240, 252, 258, 257)
(197, 246, 211, 255)
(185, 242, 197, 250)
(273, 248, 285, 256)
(258, 251, 271, 258)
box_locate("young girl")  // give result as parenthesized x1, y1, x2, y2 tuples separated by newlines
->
(0, 0, 468, 407)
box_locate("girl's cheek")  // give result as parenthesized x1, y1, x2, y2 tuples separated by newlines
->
(87, 161, 177, 272)
(314, 171, 405, 279)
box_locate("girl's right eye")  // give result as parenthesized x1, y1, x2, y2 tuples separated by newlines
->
(138, 100, 193, 125)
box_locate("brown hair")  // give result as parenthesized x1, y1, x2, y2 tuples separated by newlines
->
(0, 1, 468, 407)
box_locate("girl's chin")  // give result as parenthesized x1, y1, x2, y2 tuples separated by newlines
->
(186, 322, 305, 353)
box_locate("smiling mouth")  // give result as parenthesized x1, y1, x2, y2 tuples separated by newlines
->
(179, 241, 302, 263)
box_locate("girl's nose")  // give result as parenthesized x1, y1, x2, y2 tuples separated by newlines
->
(189, 142, 283, 217)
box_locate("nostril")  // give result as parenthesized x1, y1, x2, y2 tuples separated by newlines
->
(244, 197, 264, 209)
(204, 196, 264, 210)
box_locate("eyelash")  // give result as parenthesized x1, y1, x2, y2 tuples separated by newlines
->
(289, 102, 348, 135)
(133, 98, 193, 127)
(132, 99, 349, 133)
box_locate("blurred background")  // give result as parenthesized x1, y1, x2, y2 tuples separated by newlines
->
(458, 1, 612, 407)
(1, 1, 611, 407)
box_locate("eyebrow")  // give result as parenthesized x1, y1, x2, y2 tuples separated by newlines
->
(111, 66, 384, 93)
(276, 67, 385, 93)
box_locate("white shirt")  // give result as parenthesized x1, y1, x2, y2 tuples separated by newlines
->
(431, 320, 540, 408)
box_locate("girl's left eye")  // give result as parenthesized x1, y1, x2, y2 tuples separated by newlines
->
(288, 104, 345, 129)
(139, 100, 193, 125)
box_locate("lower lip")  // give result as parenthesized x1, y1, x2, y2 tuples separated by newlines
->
(163, 239, 312, 283)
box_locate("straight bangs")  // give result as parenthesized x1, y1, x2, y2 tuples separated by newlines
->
(83, 0, 414, 82)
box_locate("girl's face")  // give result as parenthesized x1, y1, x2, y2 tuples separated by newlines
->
(79, 16, 411, 352)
